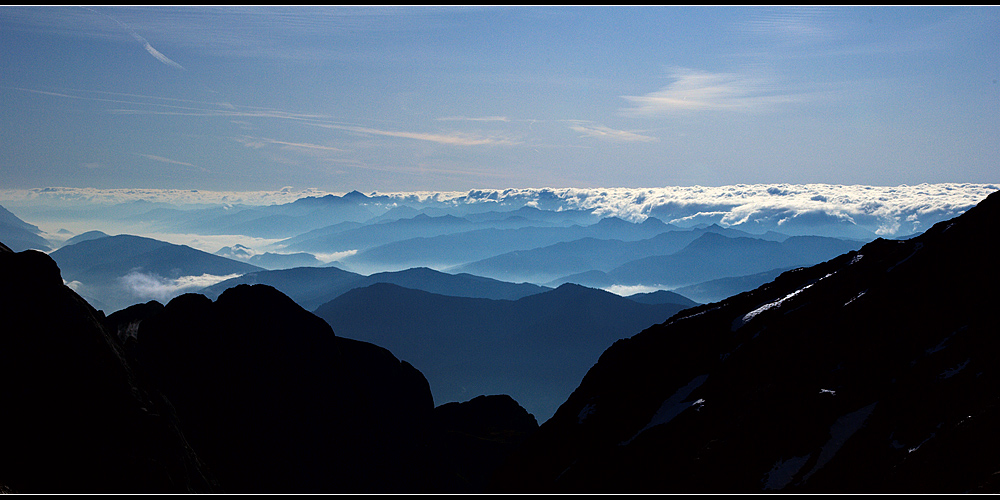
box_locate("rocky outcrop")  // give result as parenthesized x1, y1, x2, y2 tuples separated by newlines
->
(0, 243, 217, 493)
(431, 395, 539, 492)
(129, 283, 437, 493)
(494, 190, 1000, 493)
(1, 242, 548, 493)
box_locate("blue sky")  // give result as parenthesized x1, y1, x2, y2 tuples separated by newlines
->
(1, 6, 997, 192)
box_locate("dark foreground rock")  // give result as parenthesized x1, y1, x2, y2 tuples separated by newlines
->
(0, 242, 217, 493)
(493, 190, 1000, 493)
(1, 241, 539, 493)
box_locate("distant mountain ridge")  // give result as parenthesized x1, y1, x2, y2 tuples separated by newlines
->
(314, 282, 696, 422)
(200, 265, 551, 311)
(550, 232, 864, 289)
(50, 234, 262, 312)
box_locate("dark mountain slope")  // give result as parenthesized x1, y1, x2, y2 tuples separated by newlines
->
(315, 283, 695, 422)
(131, 284, 435, 493)
(0, 243, 217, 493)
(493, 190, 1000, 493)
(673, 266, 797, 304)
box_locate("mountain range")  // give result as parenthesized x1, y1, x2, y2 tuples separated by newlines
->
(50, 234, 262, 312)
(494, 189, 1000, 493)
(200, 265, 551, 312)
(1, 185, 997, 493)
(314, 282, 696, 422)
(1, 242, 540, 493)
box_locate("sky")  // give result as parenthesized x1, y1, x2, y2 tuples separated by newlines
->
(1, 6, 998, 193)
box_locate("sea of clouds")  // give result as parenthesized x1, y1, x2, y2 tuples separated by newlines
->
(3, 183, 996, 238)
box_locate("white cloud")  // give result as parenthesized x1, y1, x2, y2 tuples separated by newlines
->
(603, 284, 671, 296)
(120, 271, 242, 302)
(79, 6, 186, 70)
(568, 122, 658, 143)
(2, 183, 996, 238)
(312, 250, 358, 263)
(620, 68, 816, 116)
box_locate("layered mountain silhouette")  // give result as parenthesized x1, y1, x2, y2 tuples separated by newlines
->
(452, 224, 789, 284)
(493, 190, 1000, 493)
(314, 282, 696, 422)
(0, 203, 51, 252)
(200, 265, 549, 311)
(215, 244, 322, 270)
(50, 234, 262, 312)
(550, 233, 864, 289)
(1, 243, 540, 493)
(341, 216, 678, 273)
(60, 229, 110, 247)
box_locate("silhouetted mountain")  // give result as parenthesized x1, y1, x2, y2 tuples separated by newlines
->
(200, 265, 549, 311)
(51, 234, 262, 312)
(280, 213, 482, 254)
(494, 190, 1000, 493)
(0, 204, 51, 251)
(343, 217, 678, 274)
(625, 290, 699, 307)
(673, 266, 797, 304)
(451, 225, 763, 284)
(128, 284, 437, 492)
(0, 243, 217, 493)
(61, 229, 110, 247)
(552, 233, 865, 289)
(215, 244, 322, 270)
(431, 395, 540, 493)
(315, 282, 695, 422)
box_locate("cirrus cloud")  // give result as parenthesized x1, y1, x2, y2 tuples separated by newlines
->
(620, 68, 821, 116)
(567, 122, 658, 143)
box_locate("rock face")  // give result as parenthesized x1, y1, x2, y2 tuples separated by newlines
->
(494, 190, 1000, 493)
(0, 243, 217, 493)
(125, 283, 436, 493)
(432, 395, 539, 492)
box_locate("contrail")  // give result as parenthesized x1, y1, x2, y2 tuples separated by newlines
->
(80, 6, 185, 71)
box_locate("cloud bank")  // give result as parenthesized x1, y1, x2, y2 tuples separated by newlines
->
(120, 271, 242, 302)
(3, 183, 996, 238)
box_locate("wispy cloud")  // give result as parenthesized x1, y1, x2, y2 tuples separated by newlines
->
(743, 6, 837, 42)
(236, 136, 347, 152)
(620, 68, 816, 116)
(80, 6, 185, 70)
(137, 153, 206, 172)
(437, 116, 510, 122)
(309, 123, 521, 146)
(121, 271, 241, 302)
(13, 86, 330, 121)
(567, 122, 658, 143)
